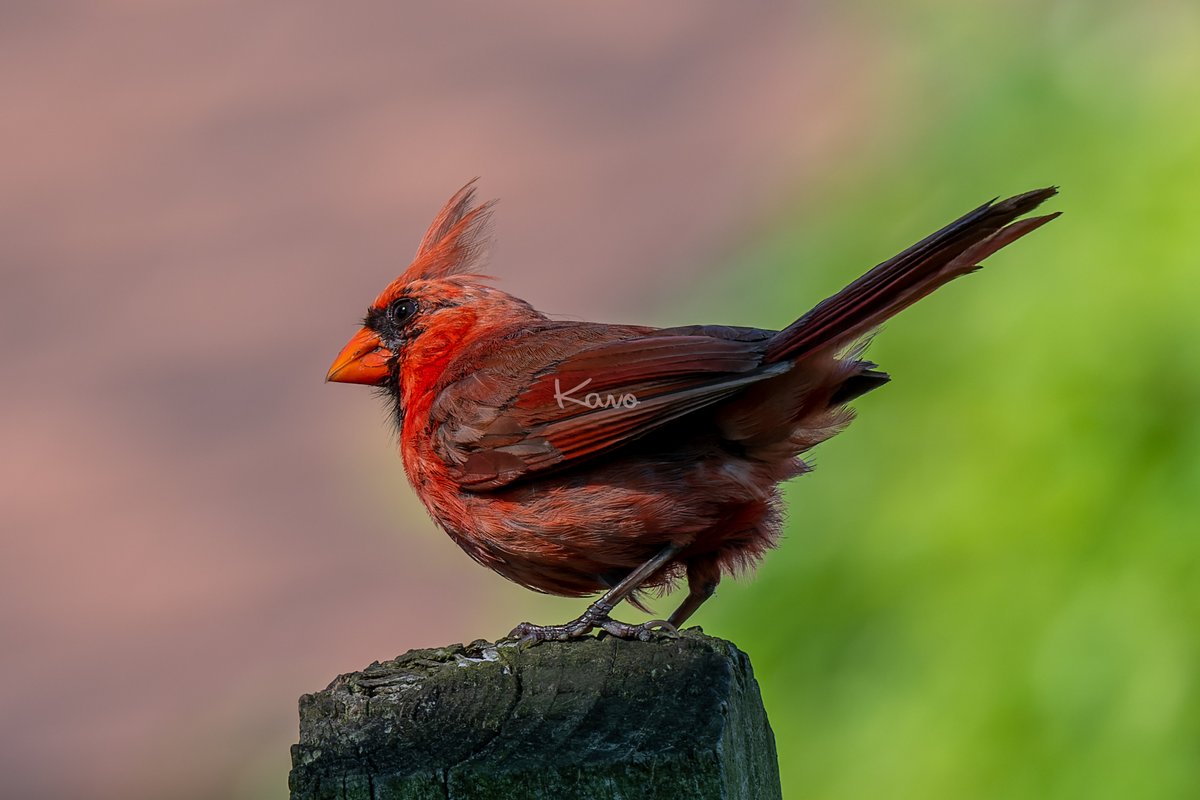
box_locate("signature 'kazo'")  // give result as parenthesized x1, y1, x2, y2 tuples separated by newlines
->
(554, 377, 639, 410)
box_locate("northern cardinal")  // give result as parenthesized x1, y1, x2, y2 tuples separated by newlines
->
(328, 181, 1058, 643)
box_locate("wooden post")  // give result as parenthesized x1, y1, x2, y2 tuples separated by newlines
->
(289, 630, 781, 799)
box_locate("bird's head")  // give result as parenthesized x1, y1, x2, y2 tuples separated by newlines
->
(326, 180, 528, 388)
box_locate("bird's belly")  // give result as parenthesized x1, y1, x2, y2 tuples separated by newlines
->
(426, 452, 795, 597)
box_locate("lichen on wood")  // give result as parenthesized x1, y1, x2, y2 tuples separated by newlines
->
(289, 630, 780, 800)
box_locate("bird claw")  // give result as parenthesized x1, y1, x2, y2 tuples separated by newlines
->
(509, 614, 678, 645)
(597, 618, 679, 642)
(509, 619, 596, 645)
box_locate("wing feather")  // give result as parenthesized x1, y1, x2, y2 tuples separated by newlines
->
(430, 326, 785, 490)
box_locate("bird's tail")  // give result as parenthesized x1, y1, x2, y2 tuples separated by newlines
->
(764, 188, 1060, 364)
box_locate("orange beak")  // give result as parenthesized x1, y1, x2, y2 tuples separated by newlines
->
(326, 327, 394, 385)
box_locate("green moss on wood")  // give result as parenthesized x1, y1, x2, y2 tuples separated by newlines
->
(289, 630, 780, 800)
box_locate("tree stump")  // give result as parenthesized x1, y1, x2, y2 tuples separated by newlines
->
(289, 630, 780, 799)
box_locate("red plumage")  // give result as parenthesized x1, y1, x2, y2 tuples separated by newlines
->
(328, 180, 1059, 641)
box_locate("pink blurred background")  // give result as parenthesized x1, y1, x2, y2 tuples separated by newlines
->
(0, 4, 877, 798)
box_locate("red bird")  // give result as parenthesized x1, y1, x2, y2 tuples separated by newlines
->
(328, 181, 1058, 643)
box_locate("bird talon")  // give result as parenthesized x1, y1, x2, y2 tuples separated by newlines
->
(595, 617, 678, 641)
(642, 619, 679, 638)
(507, 618, 596, 645)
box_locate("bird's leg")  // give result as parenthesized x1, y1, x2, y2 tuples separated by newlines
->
(665, 558, 720, 629)
(509, 543, 682, 644)
(666, 582, 717, 629)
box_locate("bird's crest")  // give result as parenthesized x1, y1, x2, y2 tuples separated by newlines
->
(405, 179, 496, 282)
(371, 179, 497, 309)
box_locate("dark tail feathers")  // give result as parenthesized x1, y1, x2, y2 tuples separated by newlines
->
(764, 188, 1060, 364)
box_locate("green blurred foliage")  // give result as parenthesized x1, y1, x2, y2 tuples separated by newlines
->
(697, 2, 1200, 798)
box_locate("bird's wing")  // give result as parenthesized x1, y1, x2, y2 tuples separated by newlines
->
(429, 323, 786, 490)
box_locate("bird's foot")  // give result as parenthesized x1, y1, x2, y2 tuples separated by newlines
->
(509, 612, 678, 645)
(597, 618, 678, 642)
(509, 618, 595, 645)
(509, 601, 615, 645)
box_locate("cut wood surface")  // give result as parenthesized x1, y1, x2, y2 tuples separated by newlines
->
(290, 630, 781, 799)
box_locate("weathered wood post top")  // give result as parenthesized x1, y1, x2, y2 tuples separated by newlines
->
(289, 630, 781, 799)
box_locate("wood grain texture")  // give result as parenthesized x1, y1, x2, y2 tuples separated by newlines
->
(289, 631, 781, 799)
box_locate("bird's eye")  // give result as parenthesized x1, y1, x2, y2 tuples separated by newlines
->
(388, 298, 418, 326)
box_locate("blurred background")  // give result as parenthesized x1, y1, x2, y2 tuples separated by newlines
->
(2, 2, 1198, 798)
